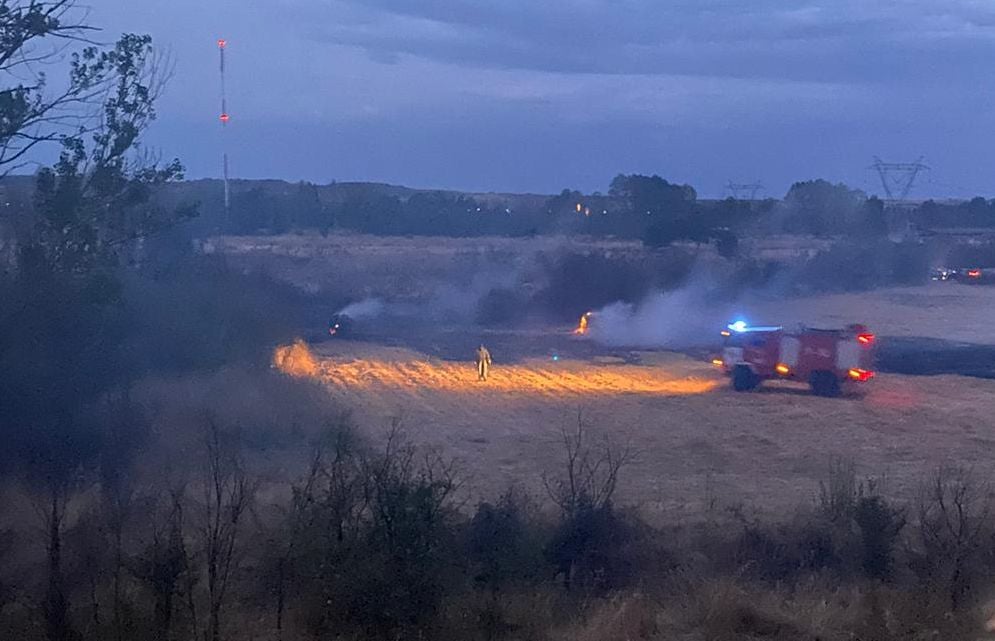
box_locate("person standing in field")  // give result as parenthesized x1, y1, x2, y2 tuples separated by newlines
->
(476, 344, 492, 381)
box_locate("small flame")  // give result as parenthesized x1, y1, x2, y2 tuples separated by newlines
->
(574, 311, 592, 335)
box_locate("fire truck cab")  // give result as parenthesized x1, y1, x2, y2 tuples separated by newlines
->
(715, 322, 876, 397)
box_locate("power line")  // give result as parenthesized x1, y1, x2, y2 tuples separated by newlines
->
(869, 156, 929, 202)
(724, 181, 765, 201)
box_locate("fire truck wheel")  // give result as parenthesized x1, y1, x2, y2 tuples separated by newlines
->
(732, 365, 759, 392)
(810, 371, 841, 397)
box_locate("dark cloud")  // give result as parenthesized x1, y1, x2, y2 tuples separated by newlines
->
(304, 0, 995, 84)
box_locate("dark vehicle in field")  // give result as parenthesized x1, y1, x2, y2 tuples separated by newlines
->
(329, 314, 354, 337)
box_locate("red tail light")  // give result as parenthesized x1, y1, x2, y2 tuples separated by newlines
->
(968, 269, 981, 278)
(848, 368, 875, 382)
(857, 333, 875, 345)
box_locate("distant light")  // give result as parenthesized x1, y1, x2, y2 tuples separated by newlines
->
(775, 363, 790, 376)
(217, 38, 227, 48)
(857, 333, 875, 345)
(712, 358, 724, 367)
(728, 321, 748, 333)
(576, 203, 582, 213)
(219, 113, 230, 123)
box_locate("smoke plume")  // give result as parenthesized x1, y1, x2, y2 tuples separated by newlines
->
(338, 298, 386, 319)
(589, 286, 735, 349)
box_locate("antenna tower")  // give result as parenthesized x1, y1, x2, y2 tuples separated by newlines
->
(218, 38, 230, 225)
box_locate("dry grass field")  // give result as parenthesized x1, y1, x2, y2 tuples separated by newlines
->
(276, 338, 995, 523)
(242, 232, 995, 522)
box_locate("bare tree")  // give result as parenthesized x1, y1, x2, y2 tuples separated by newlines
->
(32, 469, 81, 641)
(915, 466, 991, 612)
(193, 418, 254, 641)
(133, 485, 188, 641)
(542, 412, 636, 516)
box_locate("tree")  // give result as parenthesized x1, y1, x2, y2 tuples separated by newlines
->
(193, 419, 253, 641)
(542, 414, 637, 592)
(26, 33, 189, 274)
(0, 1, 120, 172)
(0, 32, 188, 474)
(0, 31, 191, 640)
(609, 174, 697, 218)
(783, 179, 866, 235)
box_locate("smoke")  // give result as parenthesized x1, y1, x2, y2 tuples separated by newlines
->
(590, 286, 735, 349)
(586, 261, 739, 348)
(338, 297, 385, 319)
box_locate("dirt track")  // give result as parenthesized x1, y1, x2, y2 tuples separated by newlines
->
(305, 340, 995, 522)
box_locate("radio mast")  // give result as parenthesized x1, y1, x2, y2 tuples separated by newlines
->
(218, 38, 231, 226)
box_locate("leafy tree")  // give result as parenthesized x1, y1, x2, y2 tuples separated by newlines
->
(0, 1, 122, 171)
(783, 179, 866, 235)
(25, 34, 189, 274)
(544, 188, 584, 216)
(609, 173, 696, 218)
(0, 33, 189, 640)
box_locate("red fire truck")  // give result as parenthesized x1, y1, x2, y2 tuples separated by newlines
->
(713, 321, 877, 397)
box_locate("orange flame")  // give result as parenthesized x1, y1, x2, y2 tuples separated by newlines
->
(272, 339, 320, 378)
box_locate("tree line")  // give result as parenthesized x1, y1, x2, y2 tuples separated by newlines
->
(158, 175, 995, 252)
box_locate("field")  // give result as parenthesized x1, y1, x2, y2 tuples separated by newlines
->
(283, 336, 995, 523)
(248, 232, 995, 521)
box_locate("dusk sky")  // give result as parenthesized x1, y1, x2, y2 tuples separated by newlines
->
(85, 1, 995, 198)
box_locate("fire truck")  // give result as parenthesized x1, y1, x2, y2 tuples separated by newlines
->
(713, 321, 877, 397)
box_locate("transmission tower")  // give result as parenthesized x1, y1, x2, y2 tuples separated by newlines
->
(218, 38, 231, 225)
(869, 156, 929, 202)
(725, 181, 765, 201)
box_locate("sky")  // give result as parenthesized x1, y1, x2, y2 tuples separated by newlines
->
(78, 0, 995, 198)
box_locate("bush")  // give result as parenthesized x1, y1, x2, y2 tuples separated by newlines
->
(467, 489, 547, 591)
(854, 493, 905, 581)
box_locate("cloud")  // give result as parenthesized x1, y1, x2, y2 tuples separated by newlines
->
(294, 0, 995, 85)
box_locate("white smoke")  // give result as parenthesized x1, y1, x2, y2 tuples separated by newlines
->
(337, 298, 385, 319)
(589, 290, 732, 348)
(588, 264, 739, 348)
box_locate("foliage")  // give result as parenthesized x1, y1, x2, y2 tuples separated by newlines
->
(26, 34, 190, 275)
(782, 179, 867, 235)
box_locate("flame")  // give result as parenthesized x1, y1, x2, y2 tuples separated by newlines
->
(273, 343, 717, 398)
(272, 339, 320, 378)
(574, 311, 592, 335)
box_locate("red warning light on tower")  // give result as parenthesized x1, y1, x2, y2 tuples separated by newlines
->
(219, 113, 230, 123)
(217, 38, 227, 48)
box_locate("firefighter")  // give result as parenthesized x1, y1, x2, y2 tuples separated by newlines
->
(475, 344, 492, 381)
